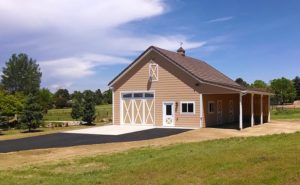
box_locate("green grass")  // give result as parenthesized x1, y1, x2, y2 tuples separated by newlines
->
(1, 133, 300, 185)
(43, 104, 112, 121)
(271, 108, 300, 121)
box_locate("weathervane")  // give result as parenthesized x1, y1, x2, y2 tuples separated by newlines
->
(180, 41, 183, 47)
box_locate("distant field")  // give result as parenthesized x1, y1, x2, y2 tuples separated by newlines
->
(44, 104, 112, 122)
(271, 107, 300, 121)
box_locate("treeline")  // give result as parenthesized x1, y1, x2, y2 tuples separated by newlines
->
(0, 53, 111, 131)
(43, 88, 112, 109)
(235, 77, 300, 105)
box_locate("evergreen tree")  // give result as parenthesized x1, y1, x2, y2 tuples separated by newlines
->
(1, 53, 42, 95)
(82, 90, 96, 124)
(235, 78, 249, 87)
(19, 94, 43, 132)
(94, 89, 103, 105)
(71, 100, 82, 120)
(293, 76, 300, 100)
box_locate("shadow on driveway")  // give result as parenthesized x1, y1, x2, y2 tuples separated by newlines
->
(0, 128, 190, 153)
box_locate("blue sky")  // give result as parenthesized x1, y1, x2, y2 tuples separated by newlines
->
(0, 0, 299, 92)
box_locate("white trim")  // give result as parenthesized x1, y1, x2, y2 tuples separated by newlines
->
(148, 62, 159, 82)
(162, 101, 175, 126)
(199, 94, 203, 128)
(180, 101, 195, 114)
(120, 90, 155, 125)
(208, 101, 215, 114)
(251, 93, 254, 127)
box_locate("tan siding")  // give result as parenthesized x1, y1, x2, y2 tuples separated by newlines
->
(113, 50, 201, 127)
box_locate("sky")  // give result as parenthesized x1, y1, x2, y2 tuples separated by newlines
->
(0, 0, 299, 92)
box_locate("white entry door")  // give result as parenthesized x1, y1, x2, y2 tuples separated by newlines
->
(217, 100, 223, 125)
(163, 102, 175, 126)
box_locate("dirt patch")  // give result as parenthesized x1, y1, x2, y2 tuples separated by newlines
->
(0, 120, 299, 170)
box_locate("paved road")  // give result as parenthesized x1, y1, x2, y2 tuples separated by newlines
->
(0, 128, 190, 153)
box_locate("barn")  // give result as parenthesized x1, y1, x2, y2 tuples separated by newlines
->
(108, 46, 272, 129)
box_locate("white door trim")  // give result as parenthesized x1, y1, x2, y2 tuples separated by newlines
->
(162, 101, 175, 126)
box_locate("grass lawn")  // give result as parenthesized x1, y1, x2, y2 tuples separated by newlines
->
(271, 107, 300, 121)
(43, 104, 112, 121)
(0, 132, 299, 185)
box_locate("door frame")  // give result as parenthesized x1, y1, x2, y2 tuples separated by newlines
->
(162, 101, 175, 126)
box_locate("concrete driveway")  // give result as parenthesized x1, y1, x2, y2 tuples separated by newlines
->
(0, 126, 190, 153)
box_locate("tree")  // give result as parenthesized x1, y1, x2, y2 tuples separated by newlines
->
(270, 77, 296, 104)
(293, 76, 300, 100)
(53, 89, 70, 108)
(251, 80, 268, 89)
(71, 100, 82, 120)
(0, 90, 24, 124)
(19, 94, 43, 132)
(102, 89, 112, 104)
(94, 89, 103, 105)
(235, 78, 249, 87)
(71, 91, 83, 104)
(1, 53, 42, 95)
(82, 90, 96, 124)
(38, 88, 53, 113)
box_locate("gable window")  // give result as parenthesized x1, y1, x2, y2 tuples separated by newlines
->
(181, 101, 195, 114)
(208, 101, 215, 114)
(149, 63, 158, 81)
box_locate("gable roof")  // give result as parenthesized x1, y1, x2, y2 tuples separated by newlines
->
(153, 46, 243, 89)
(108, 46, 244, 91)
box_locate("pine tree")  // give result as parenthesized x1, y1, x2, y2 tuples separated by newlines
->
(293, 76, 300, 100)
(71, 100, 82, 120)
(20, 94, 43, 132)
(82, 90, 96, 124)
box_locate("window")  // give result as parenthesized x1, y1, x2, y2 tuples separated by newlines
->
(181, 102, 195, 114)
(122, 93, 132, 98)
(133, 93, 143, 98)
(208, 101, 215, 114)
(144, 93, 154, 98)
(149, 63, 158, 81)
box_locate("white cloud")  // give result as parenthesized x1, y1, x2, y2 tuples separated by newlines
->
(40, 54, 131, 80)
(0, 0, 165, 33)
(0, 0, 208, 91)
(206, 16, 234, 23)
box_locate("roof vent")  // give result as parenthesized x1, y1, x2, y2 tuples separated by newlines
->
(177, 46, 185, 56)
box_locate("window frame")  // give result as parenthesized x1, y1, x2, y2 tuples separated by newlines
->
(208, 101, 215, 114)
(180, 101, 195, 114)
(149, 63, 158, 82)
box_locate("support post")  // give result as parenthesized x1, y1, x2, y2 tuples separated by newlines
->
(268, 95, 271, 122)
(239, 93, 243, 130)
(251, 94, 254, 127)
(260, 94, 263, 124)
(200, 94, 204, 128)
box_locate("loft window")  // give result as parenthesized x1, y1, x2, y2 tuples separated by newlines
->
(181, 102, 195, 114)
(133, 93, 143, 98)
(122, 93, 132, 98)
(144, 93, 154, 98)
(208, 101, 215, 114)
(149, 63, 158, 81)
